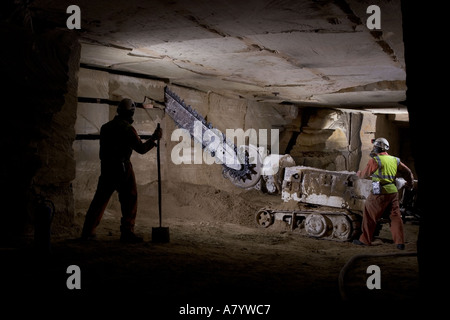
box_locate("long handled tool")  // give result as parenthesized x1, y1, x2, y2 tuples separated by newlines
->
(152, 123, 170, 243)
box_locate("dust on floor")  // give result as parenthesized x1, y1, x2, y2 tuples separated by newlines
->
(2, 181, 422, 315)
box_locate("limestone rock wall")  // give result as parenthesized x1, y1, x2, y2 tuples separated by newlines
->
(284, 109, 415, 175)
(288, 108, 365, 172)
(0, 22, 80, 243)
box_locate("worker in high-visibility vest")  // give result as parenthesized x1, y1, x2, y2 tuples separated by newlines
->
(353, 138, 414, 250)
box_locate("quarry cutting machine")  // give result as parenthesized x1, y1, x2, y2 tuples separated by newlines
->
(256, 166, 373, 241)
(163, 86, 417, 242)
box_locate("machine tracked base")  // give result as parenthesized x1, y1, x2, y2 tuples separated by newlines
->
(256, 204, 361, 241)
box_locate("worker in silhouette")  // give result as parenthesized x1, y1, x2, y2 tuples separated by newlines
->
(353, 138, 414, 250)
(81, 98, 162, 243)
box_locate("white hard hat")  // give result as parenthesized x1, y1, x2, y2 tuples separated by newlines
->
(372, 137, 390, 151)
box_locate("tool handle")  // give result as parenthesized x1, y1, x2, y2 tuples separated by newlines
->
(156, 123, 162, 227)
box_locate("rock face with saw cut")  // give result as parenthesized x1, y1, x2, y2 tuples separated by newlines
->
(164, 87, 262, 188)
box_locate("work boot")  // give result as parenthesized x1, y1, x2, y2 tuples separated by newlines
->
(352, 239, 367, 246)
(80, 232, 97, 241)
(396, 244, 405, 250)
(120, 231, 143, 243)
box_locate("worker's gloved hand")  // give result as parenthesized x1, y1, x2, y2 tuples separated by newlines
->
(152, 126, 163, 140)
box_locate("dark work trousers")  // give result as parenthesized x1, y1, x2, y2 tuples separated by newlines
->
(358, 192, 404, 245)
(82, 161, 138, 237)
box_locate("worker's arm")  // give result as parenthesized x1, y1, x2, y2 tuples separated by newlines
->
(398, 162, 414, 187)
(128, 126, 157, 154)
(357, 158, 378, 179)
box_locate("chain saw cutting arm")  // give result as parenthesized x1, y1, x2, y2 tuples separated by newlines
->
(164, 86, 262, 188)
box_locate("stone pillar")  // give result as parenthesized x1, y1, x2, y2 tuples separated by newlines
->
(290, 108, 362, 172)
(0, 22, 80, 243)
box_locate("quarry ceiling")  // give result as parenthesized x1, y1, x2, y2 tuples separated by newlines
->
(32, 0, 406, 111)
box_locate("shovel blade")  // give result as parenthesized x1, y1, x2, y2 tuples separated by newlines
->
(152, 227, 170, 243)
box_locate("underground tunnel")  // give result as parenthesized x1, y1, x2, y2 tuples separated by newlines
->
(0, 0, 442, 314)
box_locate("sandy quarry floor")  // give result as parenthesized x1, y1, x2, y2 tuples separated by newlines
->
(2, 181, 422, 316)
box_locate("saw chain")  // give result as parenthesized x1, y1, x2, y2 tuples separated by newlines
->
(164, 86, 261, 188)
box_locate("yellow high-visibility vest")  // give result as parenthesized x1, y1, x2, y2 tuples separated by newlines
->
(371, 154, 400, 194)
